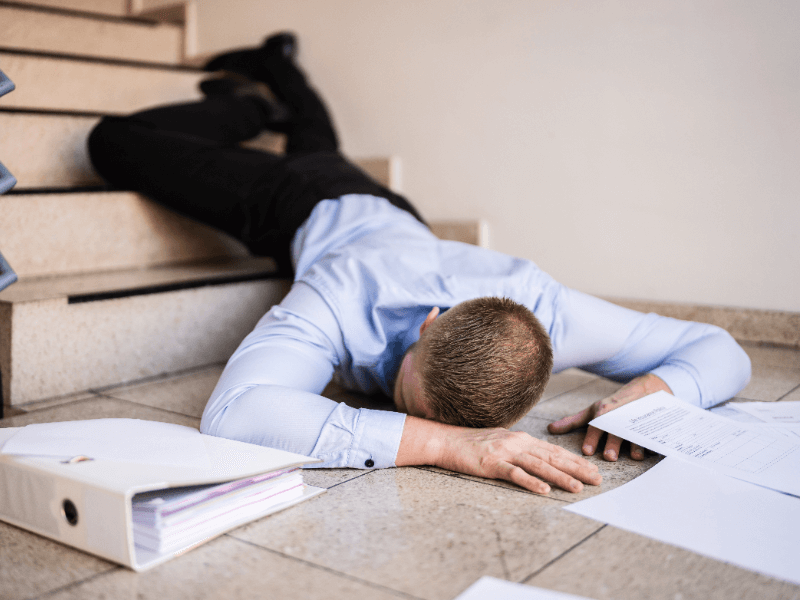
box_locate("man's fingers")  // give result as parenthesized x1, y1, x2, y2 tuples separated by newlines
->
(530, 438, 599, 471)
(516, 454, 584, 493)
(525, 446, 602, 487)
(547, 406, 594, 435)
(581, 425, 604, 456)
(603, 433, 623, 461)
(630, 442, 645, 461)
(498, 462, 550, 495)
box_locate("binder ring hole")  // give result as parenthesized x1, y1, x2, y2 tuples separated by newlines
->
(62, 500, 78, 526)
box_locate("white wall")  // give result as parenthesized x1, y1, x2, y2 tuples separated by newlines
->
(195, 0, 800, 312)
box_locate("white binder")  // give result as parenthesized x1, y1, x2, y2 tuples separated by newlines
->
(0, 427, 324, 571)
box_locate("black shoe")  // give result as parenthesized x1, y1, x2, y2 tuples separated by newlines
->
(199, 76, 294, 125)
(204, 32, 298, 80)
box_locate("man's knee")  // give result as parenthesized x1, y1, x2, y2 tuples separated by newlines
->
(87, 116, 148, 184)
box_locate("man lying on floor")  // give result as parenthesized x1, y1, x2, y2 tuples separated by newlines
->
(88, 33, 751, 495)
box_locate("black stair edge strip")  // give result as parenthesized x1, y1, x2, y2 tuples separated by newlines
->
(4, 186, 110, 195)
(0, 47, 203, 72)
(0, 106, 111, 118)
(0, 1, 180, 27)
(67, 270, 282, 304)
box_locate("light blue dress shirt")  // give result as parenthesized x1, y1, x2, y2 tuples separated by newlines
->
(200, 194, 751, 469)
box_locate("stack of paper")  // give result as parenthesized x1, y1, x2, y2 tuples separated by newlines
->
(132, 468, 305, 554)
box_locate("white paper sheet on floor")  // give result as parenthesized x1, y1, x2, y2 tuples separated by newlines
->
(455, 576, 595, 600)
(588, 391, 800, 496)
(733, 401, 800, 424)
(566, 457, 800, 585)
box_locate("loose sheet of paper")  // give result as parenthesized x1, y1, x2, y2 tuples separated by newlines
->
(566, 457, 800, 585)
(734, 401, 800, 424)
(589, 391, 800, 496)
(0, 419, 210, 470)
(455, 577, 593, 600)
(709, 404, 767, 423)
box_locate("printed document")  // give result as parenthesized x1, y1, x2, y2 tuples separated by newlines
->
(589, 391, 800, 496)
(566, 457, 800, 585)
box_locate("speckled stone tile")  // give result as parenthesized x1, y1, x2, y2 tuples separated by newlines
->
(527, 378, 623, 421)
(0, 396, 200, 429)
(230, 467, 602, 600)
(13, 391, 99, 414)
(2, 405, 27, 418)
(45, 535, 407, 600)
(742, 342, 800, 371)
(420, 415, 660, 503)
(779, 386, 800, 402)
(100, 365, 225, 418)
(0, 520, 116, 600)
(301, 467, 371, 490)
(737, 363, 800, 401)
(538, 368, 598, 404)
(526, 525, 800, 600)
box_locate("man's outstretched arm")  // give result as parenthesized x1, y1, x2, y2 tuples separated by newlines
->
(543, 287, 751, 460)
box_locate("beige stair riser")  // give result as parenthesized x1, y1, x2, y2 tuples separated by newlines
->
(0, 6, 183, 65)
(2, 279, 291, 404)
(0, 112, 394, 190)
(11, 0, 129, 17)
(0, 113, 100, 188)
(0, 192, 249, 278)
(0, 54, 203, 114)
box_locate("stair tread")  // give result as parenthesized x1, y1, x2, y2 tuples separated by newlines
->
(0, 256, 279, 304)
(0, 52, 203, 115)
(9, 0, 129, 18)
(0, 191, 250, 278)
(0, 5, 184, 65)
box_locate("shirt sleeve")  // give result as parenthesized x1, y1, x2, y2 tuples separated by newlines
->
(548, 286, 751, 408)
(199, 282, 407, 469)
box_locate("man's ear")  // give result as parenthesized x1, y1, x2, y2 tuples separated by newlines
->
(419, 307, 440, 336)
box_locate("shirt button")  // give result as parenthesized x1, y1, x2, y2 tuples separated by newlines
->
(365, 459, 375, 468)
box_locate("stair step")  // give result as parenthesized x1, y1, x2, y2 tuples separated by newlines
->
(0, 258, 289, 404)
(0, 256, 278, 304)
(0, 4, 184, 65)
(0, 191, 248, 278)
(8, 0, 129, 17)
(0, 51, 203, 114)
(0, 112, 100, 188)
(0, 110, 394, 190)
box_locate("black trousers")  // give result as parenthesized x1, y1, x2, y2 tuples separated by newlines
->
(88, 56, 424, 274)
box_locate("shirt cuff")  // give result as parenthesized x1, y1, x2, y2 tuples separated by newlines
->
(350, 408, 407, 469)
(650, 363, 702, 407)
(307, 403, 407, 469)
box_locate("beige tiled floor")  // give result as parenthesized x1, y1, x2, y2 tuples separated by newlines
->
(1, 342, 799, 600)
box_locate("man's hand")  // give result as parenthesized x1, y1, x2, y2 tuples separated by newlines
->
(396, 417, 602, 495)
(547, 373, 671, 461)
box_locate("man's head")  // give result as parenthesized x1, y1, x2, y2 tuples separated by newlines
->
(393, 297, 553, 428)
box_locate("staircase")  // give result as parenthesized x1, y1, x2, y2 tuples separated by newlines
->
(0, 1, 487, 415)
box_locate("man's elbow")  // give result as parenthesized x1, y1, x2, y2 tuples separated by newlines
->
(721, 328, 752, 395)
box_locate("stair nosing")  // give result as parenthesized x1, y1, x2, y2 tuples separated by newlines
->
(0, 259, 283, 304)
(0, 47, 202, 72)
(0, 1, 183, 28)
